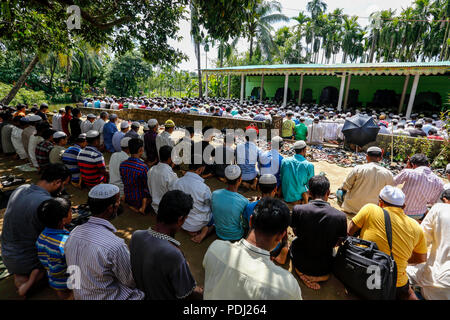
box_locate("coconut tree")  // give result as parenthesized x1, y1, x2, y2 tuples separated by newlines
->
(291, 11, 310, 63)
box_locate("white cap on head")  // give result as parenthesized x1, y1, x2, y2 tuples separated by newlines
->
(293, 140, 307, 150)
(143, 124, 149, 130)
(87, 114, 96, 119)
(148, 119, 158, 127)
(120, 137, 132, 148)
(131, 121, 140, 128)
(224, 165, 241, 180)
(86, 130, 100, 138)
(120, 121, 130, 129)
(259, 174, 277, 185)
(27, 115, 42, 122)
(88, 184, 120, 200)
(367, 146, 382, 154)
(379, 185, 405, 206)
(59, 107, 66, 112)
(109, 114, 118, 120)
(53, 131, 67, 139)
(271, 136, 283, 146)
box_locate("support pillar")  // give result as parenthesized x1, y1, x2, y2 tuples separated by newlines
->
(298, 74, 304, 105)
(240, 74, 245, 104)
(260, 74, 264, 102)
(337, 73, 346, 111)
(283, 74, 289, 107)
(405, 74, 420, 119)
(398, 74, 410, 114)
(227, 75, 231, 99)
(343, 74, 351, 110)
(205, 74, 209, 99)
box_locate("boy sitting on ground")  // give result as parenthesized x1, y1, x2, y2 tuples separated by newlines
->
(35, 198, 73, 300)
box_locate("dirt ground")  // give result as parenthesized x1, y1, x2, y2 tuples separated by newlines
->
(0, 144, 361, 300)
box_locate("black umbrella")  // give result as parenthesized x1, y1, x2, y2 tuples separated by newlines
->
(342, 114, 380, 147)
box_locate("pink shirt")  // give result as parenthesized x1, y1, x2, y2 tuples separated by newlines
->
(394, 166, 444, 217)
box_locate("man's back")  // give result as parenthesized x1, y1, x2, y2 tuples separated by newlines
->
(352, 204, 427, 287)
(281, 155, 314, 202)
(149, 162, 178, 212)
(291, 200, 347, 276)
(203, 239, 302, 300)
(235, 142, 261, 181)
(342, 162, 394, 214)
(130, 229, 196, 300)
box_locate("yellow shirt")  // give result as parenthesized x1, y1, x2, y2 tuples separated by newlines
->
(352, 204, 427, 287)
(281, 119, 295, 138)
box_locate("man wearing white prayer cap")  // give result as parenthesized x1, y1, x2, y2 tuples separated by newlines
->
(339, 145, 394, 215)
(348, 185, 428, 300)
(49, 131, 68, 164)
(124, 121, 140, 139)
(64, 183, 145, 300)
(80, 113, 96, 134)
(112, 121, 130, 153)
(210, 165, 249, 241)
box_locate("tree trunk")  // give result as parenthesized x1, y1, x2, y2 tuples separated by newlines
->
(48, 59, 57, 92)
(249, 36, 254, 61)
(369, 32, 377, 63)
(195, 40, 203, 98)
(1, 54, 39, 105)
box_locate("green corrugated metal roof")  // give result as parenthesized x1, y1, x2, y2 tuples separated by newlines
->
(203, 61, 450, 72)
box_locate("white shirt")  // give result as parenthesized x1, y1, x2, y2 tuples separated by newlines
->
(28, 135, 44, 167)
(111, 102, 119, 110)
(100, 100, 106, 108)
(108, 151, 129, 195)
(93, 119, 106, 144)
(378, 126, 390, 134)
(171, 172, 212, 232)
(52, 114, 62, 131)
(307, 123, 324, 144)
(80, 120, 94, 134)
(155, 131, 175, 155)
(406, 203, 450, 300)
(203, 239, 302, 300)
(393, 128, 410, 136)
(148, 162, 178, 213)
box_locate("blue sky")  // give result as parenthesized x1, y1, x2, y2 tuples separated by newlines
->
(168, 0, 414, 71)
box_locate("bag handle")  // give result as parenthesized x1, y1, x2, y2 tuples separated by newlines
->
(382, 208, 394, 259)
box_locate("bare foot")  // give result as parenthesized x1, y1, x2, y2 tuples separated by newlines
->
(191, 231, 207, 244)
(217, 177, 227, 183)
(186, 231, 200, 237)
(17, 269, 43, 297)
(295, 269, 329, 290)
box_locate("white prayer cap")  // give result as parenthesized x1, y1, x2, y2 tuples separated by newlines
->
(224, 165, 241, 180)
(27, 115, 42, 122)
(87, 114, 96, 119)
(148, 119, 158, 127)
(59, 107, 66, 112)
(379, 186, 405, 206)
(293, 140, 307, 150)
(109, 114, 118, 120)
(88, 184, 120, 200)
(259, 174, 277, 185)
(367, 146, 382, 154)
(86, 130, 100, 138)
(120, 137, 132, 148)
(271, 136, 283, 145)
(143, 124, 149, 131)
(77, 133, 87, 140)
(131, 121, 140, 128)
(53, 131, 67, 139)
(120, 121, 130, 129)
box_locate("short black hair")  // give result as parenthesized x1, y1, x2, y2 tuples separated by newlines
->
(185, 126, 194, 136)
(189, 143, 206, 171)
(259, 181, 277, 194)
(72, 108, 81, 117)
(157, 190, 193, 225)
(410, 153, 429, 167)
(252, 197, 291, 236)
(40, 163, 71, 183)
(86, 135, 100, 144)
(202, 126, 213, 136)
(308, 175, 330, 198)
(428, 128, 437, 135)
(37, 198, 71, 229)
(40, 104, 49, 110)
(367, 151, 382, 158)
(159, 145, 173, 162)
(88, 194, 119, 216)
(415, 123, 423, 129)
(441, 189, 450, 201)
(128, 138, 143, 154)
(53, 135, 67, 144)
(65, 105, 72, 112)
(42, 128, 55, 140)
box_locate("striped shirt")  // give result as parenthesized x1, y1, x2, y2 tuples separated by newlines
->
(35, 140, 54, 169)
(36, 228, 70, 290)
(62, 144, 83, 182)
(64, 217, 144, 300)
(120, 157, 150, 209)
(394, 166, 445, 217)
(77, 145, 106, 187)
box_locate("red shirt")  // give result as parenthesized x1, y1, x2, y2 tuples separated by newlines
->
(428, 135, 444, 141)
(61, 113, 72, 136)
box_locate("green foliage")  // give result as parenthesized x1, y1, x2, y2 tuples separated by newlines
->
(0, 82, 47, 105)
(104, 51, 152, 97)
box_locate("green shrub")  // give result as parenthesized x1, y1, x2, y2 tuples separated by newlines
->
(0, 82, 47, 105)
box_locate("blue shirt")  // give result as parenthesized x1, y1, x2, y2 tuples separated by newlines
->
(258, 150, 283, 186)
(243, 200, 259, 225)
(103, 122, 118, 153)
(281, 154, 315, 202)
(235, 142, 262, 181)
(211, 189, 249, 241)
(36, 228, 70, 290)
(94, 100, 101, 108)
(62, 144, 82, 182)
(112, 131, 125, 153)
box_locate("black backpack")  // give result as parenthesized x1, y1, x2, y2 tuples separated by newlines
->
(333, 209, 397, 300)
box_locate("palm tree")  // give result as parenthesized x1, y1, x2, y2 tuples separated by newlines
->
(242, 1, 289, 62)
(306, 0, 327, 19)
(291, 11, 310, 63)
(190, 1, 203, 97)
